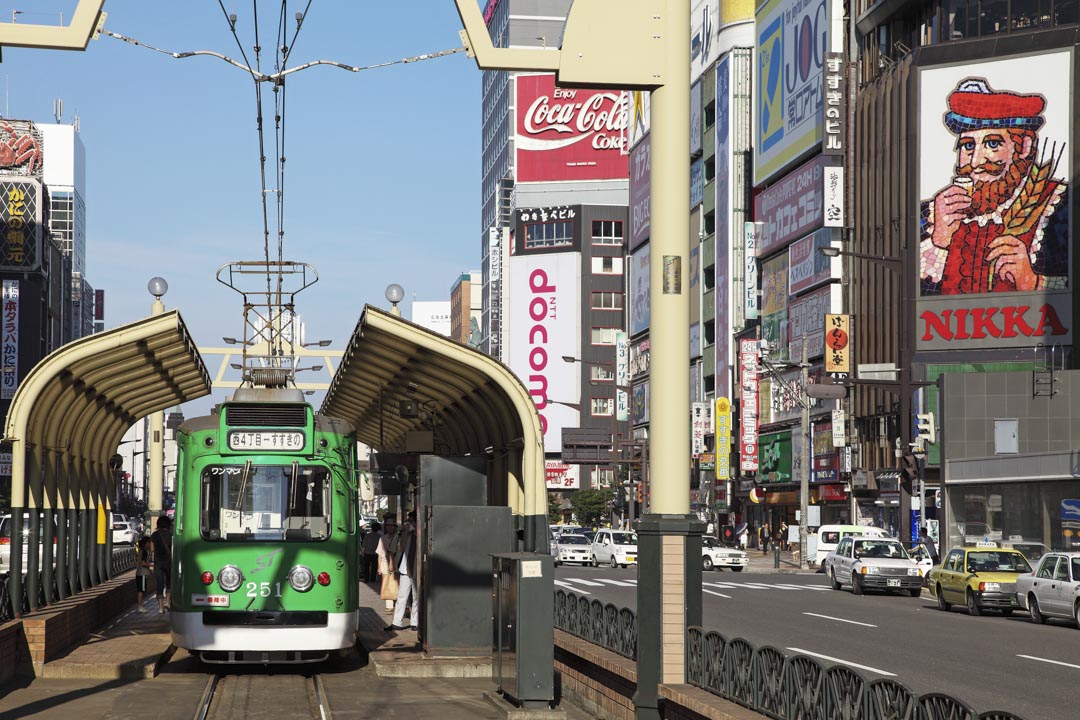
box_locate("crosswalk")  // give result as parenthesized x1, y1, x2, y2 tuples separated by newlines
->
(554, 576, 830, 596)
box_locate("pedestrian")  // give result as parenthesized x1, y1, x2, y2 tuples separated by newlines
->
(361, 521, 382, 582)
(385, 512, 418, 632)
(150, 515, 172, 614)
(377, 516, 398, 614)
(922, 526, 939, 565)
(737, 524, 749, 550)
(135, 536, 152, 613)
(780, 521, 789, 552)
(759, 525, 770, 555)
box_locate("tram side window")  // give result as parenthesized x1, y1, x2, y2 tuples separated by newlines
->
(200, 465, 332, 541)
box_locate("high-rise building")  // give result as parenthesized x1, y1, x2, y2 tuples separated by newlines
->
(411, 301, 452, 337)
(450, 271, 482, 347)
(40, 123, 86, 277)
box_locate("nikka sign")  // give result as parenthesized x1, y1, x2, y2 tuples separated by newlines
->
(917, 292, 1072, 351)
(515, 74, 629, 183)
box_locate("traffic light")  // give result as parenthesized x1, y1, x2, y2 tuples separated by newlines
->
(900, 453, 919, 494)
(636, 482, 643, 504)
(916, 412, 936, 444)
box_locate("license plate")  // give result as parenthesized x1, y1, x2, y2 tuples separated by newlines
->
(228, 431, 305, 451)
(887, 578, 901, 587)
(626, 556, 636, 562)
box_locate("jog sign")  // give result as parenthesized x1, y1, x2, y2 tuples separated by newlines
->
(825, 314, 851, 373)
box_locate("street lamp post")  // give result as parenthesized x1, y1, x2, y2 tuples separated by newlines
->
(147, 277, 167, 525)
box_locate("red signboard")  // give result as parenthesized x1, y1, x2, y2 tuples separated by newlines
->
(515, 74, 629, 183)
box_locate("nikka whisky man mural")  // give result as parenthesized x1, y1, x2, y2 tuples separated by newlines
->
(920, 78, 1068, 296)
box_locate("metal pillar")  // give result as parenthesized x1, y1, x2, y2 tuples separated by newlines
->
(799, 341, 810, 570)
(148, 292, 166, 519)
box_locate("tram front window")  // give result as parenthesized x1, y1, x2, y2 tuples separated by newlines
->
(200, 463, 332, 541)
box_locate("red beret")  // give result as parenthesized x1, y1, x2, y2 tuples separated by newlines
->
(949, 91, 1045, 121)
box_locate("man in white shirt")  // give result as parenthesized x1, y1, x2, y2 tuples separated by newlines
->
(385, 513, 418, 631)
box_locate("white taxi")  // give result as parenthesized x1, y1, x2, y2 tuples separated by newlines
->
(702, 536, 748, 571)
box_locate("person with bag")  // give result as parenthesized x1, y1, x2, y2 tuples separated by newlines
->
(150, 516, 173, 614)
(385, 513, 418, 632)
(376, 516, 398, 614)
(135, 536, 152, 613)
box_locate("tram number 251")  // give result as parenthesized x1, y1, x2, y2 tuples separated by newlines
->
(246, 581, 283, 598)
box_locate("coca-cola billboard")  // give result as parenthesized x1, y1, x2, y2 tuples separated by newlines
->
(515, 74, 629, 183)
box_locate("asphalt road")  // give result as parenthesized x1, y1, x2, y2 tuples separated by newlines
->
(555, 565, 1078, 719)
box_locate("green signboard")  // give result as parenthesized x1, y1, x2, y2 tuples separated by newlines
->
(759, 430, 792, 483)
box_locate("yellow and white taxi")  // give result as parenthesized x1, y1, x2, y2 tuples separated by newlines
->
(928, 542, 1033, 616)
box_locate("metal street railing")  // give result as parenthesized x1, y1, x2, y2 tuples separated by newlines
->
(553, 589, 1025, 720)
(0, 548, 142, 623)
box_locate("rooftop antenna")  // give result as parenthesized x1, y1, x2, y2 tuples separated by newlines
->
(53, 98, 62, 123)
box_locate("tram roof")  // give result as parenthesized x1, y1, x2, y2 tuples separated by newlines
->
(4, 310, 211, 508)
(322, 306, 547, 548)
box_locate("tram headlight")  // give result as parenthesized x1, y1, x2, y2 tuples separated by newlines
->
(217, 565, 244, 592)
(288, 565, 315, 593)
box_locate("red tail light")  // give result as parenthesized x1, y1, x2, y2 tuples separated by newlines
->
(201, 571, 214, 585)
(0, 538, 8, 545)
(316, 572, 331, 586)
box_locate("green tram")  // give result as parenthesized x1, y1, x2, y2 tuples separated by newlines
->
(170, 387, 359, 664)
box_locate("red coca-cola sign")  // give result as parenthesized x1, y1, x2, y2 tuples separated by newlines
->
(515, 74, 629, 183)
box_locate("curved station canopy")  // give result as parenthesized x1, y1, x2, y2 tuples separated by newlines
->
(321, 306, 547, 551)
(6, 309, 210, 509)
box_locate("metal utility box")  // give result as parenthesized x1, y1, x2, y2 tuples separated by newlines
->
(419, 455, 488, 506)
(421, 505, 512, 656)
(492, 553, 554, 709)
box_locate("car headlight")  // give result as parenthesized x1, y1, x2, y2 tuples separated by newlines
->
(908, 568, 922, 576)
(861, 566, 880, 574)
(217, 565, 244, 592)
(979, 582, 1001, 592)
(288, 565, 315, 593)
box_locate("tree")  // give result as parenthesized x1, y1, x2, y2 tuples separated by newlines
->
(568, 488, 613, 527)
(547, 492, 563, 524)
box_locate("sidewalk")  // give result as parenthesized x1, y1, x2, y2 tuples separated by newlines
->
(742, 548, 819, 574)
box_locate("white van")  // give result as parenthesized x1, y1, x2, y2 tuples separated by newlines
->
(813, 524, 888, 569)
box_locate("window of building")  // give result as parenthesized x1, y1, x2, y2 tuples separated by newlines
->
(591, 291, 624, 310)
(525, 220, 573, 249)
(591, 327, 619, 345)
(591, 467, 615, 487)
(591, 397, 614, 416)
(591, 365, 615, 382)
(591, 220, 624, 245)
(1056, 0, 1078, 24)
(1012, 0, 1052, 28)
(592, 256, 624, 274)
(980, 0, 1009, 33)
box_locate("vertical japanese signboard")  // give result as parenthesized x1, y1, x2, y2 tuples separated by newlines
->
(822, 52, 846, 156)
(615, 330, 629, 421)
(715, 396, 732, 480)
(692, 402, 709, 457)
(0, 180, 41, 272)
(744, 222, 761, 320)
(739, 339, 760, 471)
(824, 314, 851, 373)
(1, 280, 18, 399)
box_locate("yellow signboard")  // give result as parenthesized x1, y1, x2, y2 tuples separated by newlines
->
(96, 503, 106, 544)
(715, 396, 732, 479)
(825, 314, 851, 373)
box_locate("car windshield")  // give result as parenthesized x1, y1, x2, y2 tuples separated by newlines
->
(967, 551, 1031, 573)
(612, 532, 637, 545)
(560, 535, 589, 546)
(200, 463, 332, 541)
(853, 540, 909, 559)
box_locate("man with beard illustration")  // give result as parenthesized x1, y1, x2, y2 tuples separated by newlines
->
(920, 78, 1068, 295)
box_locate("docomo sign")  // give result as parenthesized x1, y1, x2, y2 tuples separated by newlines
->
(516, 74, 629, 183)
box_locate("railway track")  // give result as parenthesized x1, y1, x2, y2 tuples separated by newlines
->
(194, 670, 332, 720)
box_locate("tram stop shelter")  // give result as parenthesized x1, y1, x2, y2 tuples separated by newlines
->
(322, 305, 548, 553)
(3, 310, 211, 616)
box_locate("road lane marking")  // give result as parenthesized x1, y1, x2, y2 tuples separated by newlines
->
(1017, 654, 1080, 670)
(554, 580, 590, 595)
(595, 579, 636, 587)
(704, 582, 739, 589)
(563, 578, 605, 586)
(786, 648, 896, 676)
(733, 583, 772, 589)
(703, 589, 732, 599)
(802, 612, 878, 628)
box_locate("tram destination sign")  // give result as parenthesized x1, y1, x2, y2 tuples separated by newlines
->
(228, 431, 305, 451)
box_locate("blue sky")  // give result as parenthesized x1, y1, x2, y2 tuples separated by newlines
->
(0, 1, 482, 412)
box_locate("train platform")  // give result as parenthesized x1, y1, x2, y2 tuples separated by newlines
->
(0, 573, 595, 720)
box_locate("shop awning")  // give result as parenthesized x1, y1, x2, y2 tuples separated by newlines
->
(320, 305, 547, 552)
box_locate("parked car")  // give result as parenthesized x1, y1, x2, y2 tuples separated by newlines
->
(1015, 552, 1080, 626)
(112, 520, 137, 547)
(824, 535, 923, 596)
(0, 512, 58, 573)
(928, 542, 1032, 616)
(907, 543, 935, 583)
(553, 534, 594, 566)
(813, 524, 889, 569)
(591, 529, 638, 568)
(702, 537, 748, 571)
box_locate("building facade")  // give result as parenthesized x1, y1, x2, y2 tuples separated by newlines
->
(450, 271, 482, 347)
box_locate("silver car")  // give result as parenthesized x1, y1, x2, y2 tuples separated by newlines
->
(825, 536, 923, 596)
(1015, 552, 1080, 626)
(553, 534, 594, 566)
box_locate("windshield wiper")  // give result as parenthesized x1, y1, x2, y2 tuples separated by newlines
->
(235, 460, 253, 513)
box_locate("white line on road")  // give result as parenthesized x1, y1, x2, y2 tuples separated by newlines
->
(595, 579, 636, 587)
(703, 589, 732, 599)
(563, 578, 605, 587)
(732, 582, 772, 589)
(802, 612, 878, 628)
(554, 581, 590, 595)
(1017, 654, 1080, 670)
(787, 648, 896, 677)
(703, 582, 739, 589)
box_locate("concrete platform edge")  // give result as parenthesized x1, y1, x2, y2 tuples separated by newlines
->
(483, 689, 566, 720)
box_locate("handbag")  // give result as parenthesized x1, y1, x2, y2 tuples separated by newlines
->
(380, 571, 399, 600)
